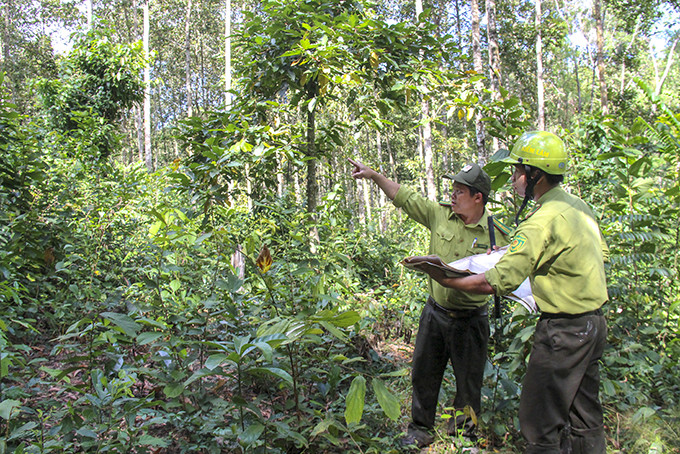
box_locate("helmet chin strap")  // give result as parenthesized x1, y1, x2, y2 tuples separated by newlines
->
(515, 165, 540, 225)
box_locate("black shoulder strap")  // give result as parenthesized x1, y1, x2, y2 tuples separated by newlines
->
(487, 215, 501, 321)
(487, 215, 496, 248)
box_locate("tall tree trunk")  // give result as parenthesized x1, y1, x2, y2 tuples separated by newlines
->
(620, 18, 640, 94)
(414, 0, 435, 199)
(377, 130, 388, 231)
(454, 0, 462, 47)
(471, 0, 486, 161)
(486, 0, 500, 150)
(306, 111, 318, 213)
(536, 0, 545, 130)
(184, 0, 193, 117)
(86, 0, 93, 30)
(594, 0, 608, 114)
(130, 0, 144, 163)
(422, 105, 435, 200)
(574, 56, 582, 115)
(143, 0, 153, 171)
(654, 37, 679, 97)
(2, 0, 13, 103)
(225, 0, 232, 107)
(413, 0, 433, 199)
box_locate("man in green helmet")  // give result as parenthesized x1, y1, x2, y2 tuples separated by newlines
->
(418, 131, 609, 454)
(348, 157, 511, 448)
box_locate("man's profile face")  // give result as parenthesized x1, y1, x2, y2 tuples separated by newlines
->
(511, 165, 528, 197)
(450, 182, 481, 215)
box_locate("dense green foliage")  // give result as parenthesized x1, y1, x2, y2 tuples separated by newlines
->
(0, 0, 679, 452)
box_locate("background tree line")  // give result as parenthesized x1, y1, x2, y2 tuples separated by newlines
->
(0, 0, 679, 452)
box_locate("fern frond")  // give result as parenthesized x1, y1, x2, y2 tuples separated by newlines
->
(616, 231, 671, 243)
(607, 214, 656, 224)
(608, 252, 656, 266)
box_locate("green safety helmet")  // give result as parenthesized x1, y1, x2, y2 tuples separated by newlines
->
(502, 131, 568, 175)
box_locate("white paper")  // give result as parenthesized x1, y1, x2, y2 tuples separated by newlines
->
(448, 246, 537, 313)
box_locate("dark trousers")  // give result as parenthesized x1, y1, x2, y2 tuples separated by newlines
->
(519, 313, 607, 454)
(410, 299, 489, 431)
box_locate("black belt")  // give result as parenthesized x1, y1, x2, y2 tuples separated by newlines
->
(427, 297, 488, 319)
(540, 308, 603, 320)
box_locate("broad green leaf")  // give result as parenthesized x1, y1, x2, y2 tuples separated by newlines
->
(205, 353, 228, 370)
(330, 310, 360, 328)
(137, 332, 164, 345)
(238, 423, 265, 446)
(247, 366, 293, 385)
(372, 378, 400, 421)
(380, 368, 410, 377)
(163, 383, 185, 398)
(320, 321, 347, 341)
(169, 279, 181, 292)
(76, 427, 98, 438)
(632, 406, 656, 424)
(252, 341, 274, 362)
(101, 312, 140, 337)
(254, 333, 287, 349)
(0, 400, 20, 420)
(311, 417, 336, 437)
(184, 368, 215, 386)
(138, 435, 169, 447)
(195, 232, 212, 245)
(344, 375, 366, 425)
(7, 421, 38, 441)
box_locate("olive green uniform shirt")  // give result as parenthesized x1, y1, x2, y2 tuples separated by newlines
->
(394, 186, 511, 310)
(485, 186, 609, 314)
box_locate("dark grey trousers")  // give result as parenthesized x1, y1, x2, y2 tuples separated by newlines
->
(410, 299, 489, 431)
(520, 313, 607, 454)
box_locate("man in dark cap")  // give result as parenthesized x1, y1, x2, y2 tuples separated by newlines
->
(348, 158, 511, 448)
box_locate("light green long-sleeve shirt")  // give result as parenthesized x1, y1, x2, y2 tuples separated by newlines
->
(394, 186, 511, 310)
(485, 186, 609, 314)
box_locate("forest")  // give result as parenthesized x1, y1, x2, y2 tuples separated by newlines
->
(1, 0, 679, 452)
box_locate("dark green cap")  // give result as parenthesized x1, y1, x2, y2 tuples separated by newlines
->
(444, 163, 491, 197)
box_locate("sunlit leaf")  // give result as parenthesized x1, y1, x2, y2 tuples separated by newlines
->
(372, 378, 400, 421)
(344, 375, 366, 425)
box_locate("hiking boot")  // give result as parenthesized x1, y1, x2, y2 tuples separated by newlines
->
(401, 426, 435, 449)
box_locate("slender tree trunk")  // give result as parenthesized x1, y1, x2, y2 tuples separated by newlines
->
(536, 0, 545, 130)
(386, 129, 397, 183)
(486, 0, 500, 150)
(655, 37, 679, 97)
(143, 0, 153, 171)
(306, 107, 318, 213)
(574, 56, 582, 115)
(422, 105, 435, 200)
(454, 0, 462, 47)
(414, 0, 435, 199)
(377, 130, 387, 231)
(417, 129, 425, 194)
(471, 0, 486, 161)
(594, 0, 608, 114)
(620, 19, 640, 94)
(184, 0, 193, 117)
(2, 1, 13, 103)
(86, 0, 93, 30)
(225, 0, 232, 107)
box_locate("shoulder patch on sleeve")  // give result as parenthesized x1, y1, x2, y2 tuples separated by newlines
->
(493, 218, 512, 236)
(509, 232, 528, 253)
